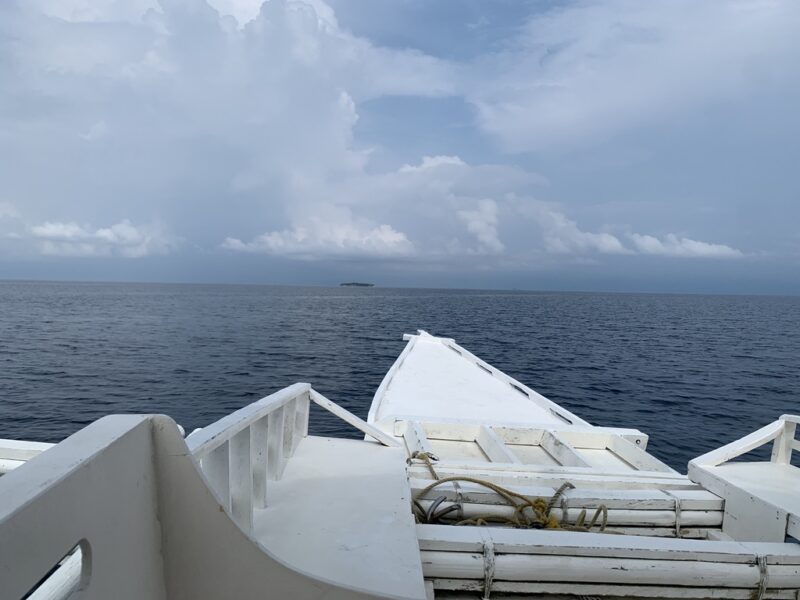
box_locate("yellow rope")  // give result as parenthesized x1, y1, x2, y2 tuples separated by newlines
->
(410, 465, 608, 533)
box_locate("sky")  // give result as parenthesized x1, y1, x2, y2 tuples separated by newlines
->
(1, 0, 799, 293)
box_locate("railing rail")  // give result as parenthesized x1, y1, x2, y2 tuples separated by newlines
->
(186, 384, 400, 533)
(689, 414, 800, 468)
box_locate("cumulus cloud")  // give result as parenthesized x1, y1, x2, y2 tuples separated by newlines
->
(629, 233, 743, 259)
(30, 219, 175, 257)
(469, 0, 800, 151)
(0, 0, 759, 281)
(223, 216, 413, 259)
(519, 202, 630, 256)
(457, 199, 504, 255)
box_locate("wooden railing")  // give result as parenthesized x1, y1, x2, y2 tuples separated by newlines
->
(690, 414, 800, 469)
(186, 383, 399, 532)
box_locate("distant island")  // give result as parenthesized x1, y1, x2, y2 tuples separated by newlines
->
(340, 282, 374, 287)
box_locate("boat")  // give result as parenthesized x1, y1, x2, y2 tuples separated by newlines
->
(2, 330, 799, 599)
(340, 282, 375, 287)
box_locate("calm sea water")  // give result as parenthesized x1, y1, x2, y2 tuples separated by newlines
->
(1, 281, 798, 471)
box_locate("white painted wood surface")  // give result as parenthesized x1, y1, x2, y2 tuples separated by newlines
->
(0, 414, 410, 599)
(5, 329, 800, 598)
(0, 439, 54, 474)
(689, 414, 800, 542)
(187, 384, 401, 534)
(369, 331, 589, 430)
(254, 436, 427, 599)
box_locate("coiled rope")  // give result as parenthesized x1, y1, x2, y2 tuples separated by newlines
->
(409, 452, 608, 532)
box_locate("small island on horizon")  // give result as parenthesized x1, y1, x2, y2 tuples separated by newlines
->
(340, 282, 375, 287)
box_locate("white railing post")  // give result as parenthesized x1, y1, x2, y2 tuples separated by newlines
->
(293, 392, 310, 452)
(771, 419, 797, 464)
(282, 398, 297, 458)
(267, 406, 285, 481)
(188, 383, 401, 527)
(203, 442, 230, 509)
(229, 427, 253, 530)
(251, 416, 268, 509)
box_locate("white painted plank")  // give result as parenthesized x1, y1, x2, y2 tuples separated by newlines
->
(402, 418, 647, 447)
(250, 416, 268, 509)
(309, 389, 401, 448)
(420, 551, 800, 588)
(0, 439, 54, 461)
(429, 578, 799, 599)
(0, 458, 25, 474)
(267, 406, 285, 481)
(771, 421, 797, 464)
(409, 464, 702, 490)
(187, 383, 310, 457)
(408, 459, 690, 481)
(423, 579, 435, 600)
(540, 430, 591, 468)
(475, 426, 521, 464)
(417, 525, 800, 563)
(282, 398, 296, 458)
(788, 514, 800, 541)
(404, 421, 434, 457)
(229, 427, 252, 531)
(292, 394, 310, 452)
(27, 546, 82, 600)
(411, 480, 722, 510)
(416, 500, 721, 527)
(609, 435, 676, 473)
(202, 441, 230, 508)
(691, 419, 784, 467)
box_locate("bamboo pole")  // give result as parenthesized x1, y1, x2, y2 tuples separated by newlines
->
(420, 551, 800, 588)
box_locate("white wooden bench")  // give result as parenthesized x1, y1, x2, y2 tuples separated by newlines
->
(689, 415, 800, 542)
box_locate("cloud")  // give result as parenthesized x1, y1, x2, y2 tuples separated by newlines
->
(30, 219, 175, 257)
(399, 155, 466, 173)
(629, 233, 743, 259)
(457, 199, 504, 255)
(0, 202, 20, 220)
(221, 148, 742, 263)
(469, 0, 800, 151)
(222, 203, 414, 260)
(223, 217, 413, 259)
(518, 201, 630, 256)
(0, 0, 759, 283)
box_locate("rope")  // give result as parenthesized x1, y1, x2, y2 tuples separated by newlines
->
(411, 473, 608, 532)
(408, 451, 440, 480)
(756, 555, 769, 600)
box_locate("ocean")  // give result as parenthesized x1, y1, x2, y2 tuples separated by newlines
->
(1, 281, 798, 471)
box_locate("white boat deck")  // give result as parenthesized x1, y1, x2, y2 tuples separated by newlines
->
(3, 330, 800, 599)
(369, 331, 587, 431)
(254, 435, 426, 599)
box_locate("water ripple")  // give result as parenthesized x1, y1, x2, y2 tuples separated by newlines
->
(0, 282, 799, 471)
